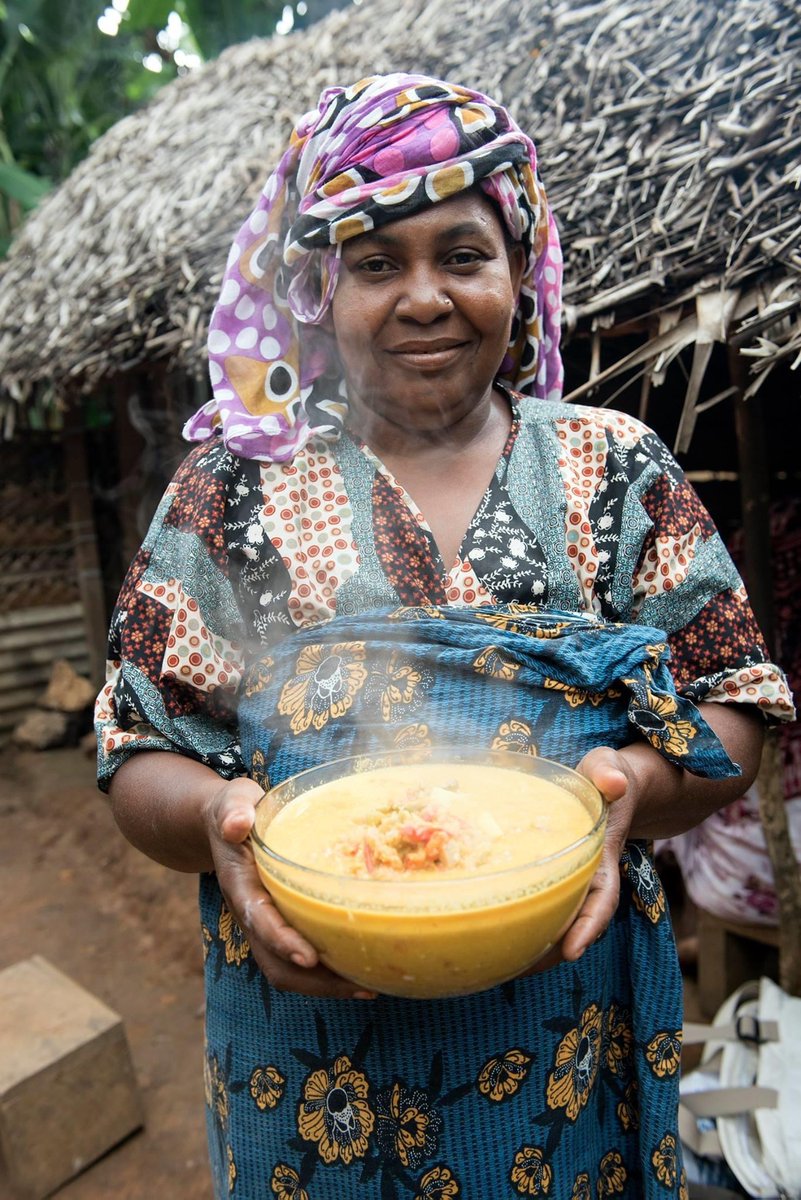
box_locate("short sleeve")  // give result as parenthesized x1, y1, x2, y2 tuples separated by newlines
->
(95, 441, 248, 791)
(627, 427, 794, 722)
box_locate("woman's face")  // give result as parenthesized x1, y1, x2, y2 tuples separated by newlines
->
(330, 191, 525, 436)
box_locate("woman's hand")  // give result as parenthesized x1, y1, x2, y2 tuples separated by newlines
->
(515, 746, 636, 979)
(559, 746, 638, 961)
(524, 704, 764, 972)
(202, 777, 377, 1001)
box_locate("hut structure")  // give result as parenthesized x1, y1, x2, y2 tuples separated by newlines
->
(1, 0, 799, 988)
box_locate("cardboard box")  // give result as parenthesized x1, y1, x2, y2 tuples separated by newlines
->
(0, 955, 144, 1199)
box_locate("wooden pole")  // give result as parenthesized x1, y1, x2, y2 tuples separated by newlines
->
(113, 378, 147, 569)
(63, 405, 108, 688)
(730, 349, 801, 996)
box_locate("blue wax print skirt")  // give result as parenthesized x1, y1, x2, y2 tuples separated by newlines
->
(200, 606, 737, 1199)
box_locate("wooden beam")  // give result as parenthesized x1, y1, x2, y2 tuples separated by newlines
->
(62, 407, 107, 687)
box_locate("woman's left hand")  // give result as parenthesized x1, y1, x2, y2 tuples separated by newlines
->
(519, 704, 764, 974)
(559, 746, 639, 961)
(514, 745, 638, 978)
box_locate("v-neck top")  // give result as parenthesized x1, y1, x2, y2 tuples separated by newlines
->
(347, 403, 523, 604)
(97, 393, 792, 786)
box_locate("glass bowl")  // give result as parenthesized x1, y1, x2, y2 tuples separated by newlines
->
(250, 747, 606, 999)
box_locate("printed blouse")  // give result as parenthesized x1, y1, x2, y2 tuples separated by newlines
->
(96, 395, 793, 787)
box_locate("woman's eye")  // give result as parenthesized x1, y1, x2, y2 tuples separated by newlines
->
(447, 250, 483, 267)
(358, 257, 394, 274)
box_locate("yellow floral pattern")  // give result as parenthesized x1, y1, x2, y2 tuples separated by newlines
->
(629, 687, 697, 758)
(375, 1080, 442, 1169)
(415, 1164, 460, 1199)
(218, 903, 250, 966)
(250, 1065, 285, 1110)
(250, 746, 270, 792)
(645, 642, 667, 665)
(392, 722, 431, 750)
(472, 645, 521, 681)
(368, 651, 432, 721)
(244, 656, 274, 698)
(204, 1047, 236, 1194)
(201, 923, 213, 963)
(546, 1003, 603, 1121)
(510, 1145, 552, 1195)
(646, 1031, 682, 1078)
(534, 621, 569, 638)
(621, 843, 667, 924)
(597, 1149, 627, 1195)
(652, 1132, 679, 1187)
(543, 677, 604, 707)
(491, 718, 538, 756)
(297, 1054, 374, 1165)
(477, 1049, 533, 1102)
(604, 1004, 633, 1077)
(278, 641, 367, 734)
(204, 1050, 230, 1128)
(270, 1162, 309, 1199)
(616, 1080, 639, 1132)
(570, 1172, 591, 1200)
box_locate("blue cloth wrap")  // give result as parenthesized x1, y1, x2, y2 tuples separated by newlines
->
(200, 606, 737, 1199)
(237, 604, 738, 784)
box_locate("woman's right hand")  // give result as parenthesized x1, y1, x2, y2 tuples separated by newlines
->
(203, 777, 377, 1000)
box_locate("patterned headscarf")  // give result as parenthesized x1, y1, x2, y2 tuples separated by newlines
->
(184, 73, 564, 462)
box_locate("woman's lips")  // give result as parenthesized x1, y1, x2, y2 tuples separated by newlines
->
(386, 340, 470, 370)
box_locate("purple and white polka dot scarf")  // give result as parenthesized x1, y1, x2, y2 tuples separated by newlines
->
(184, 72, 564, 462)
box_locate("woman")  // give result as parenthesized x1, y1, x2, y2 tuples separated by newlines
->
(96, 74, 792, 1198)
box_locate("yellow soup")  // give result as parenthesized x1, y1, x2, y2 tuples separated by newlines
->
(252, 759, 604, 998)
(266, 763, 593, 878)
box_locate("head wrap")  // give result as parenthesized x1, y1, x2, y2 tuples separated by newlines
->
(184, 72, 564, 462)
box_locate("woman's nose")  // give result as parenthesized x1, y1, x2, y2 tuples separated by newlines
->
(394, 269, 453, 322)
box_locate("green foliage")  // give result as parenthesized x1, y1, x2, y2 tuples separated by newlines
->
(2, 1, 160, 176)
(0, 0, 351, 254)
(0, 159, 50, 204)
(0, 0, 169, 248)
(177, 0, 277, 59)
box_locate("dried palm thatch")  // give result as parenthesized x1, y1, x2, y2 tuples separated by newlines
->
(1, 0, 799, 437)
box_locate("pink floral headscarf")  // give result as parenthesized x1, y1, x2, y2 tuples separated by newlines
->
(184, 72, 564, 462)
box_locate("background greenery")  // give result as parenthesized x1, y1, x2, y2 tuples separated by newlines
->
(0, 0, 350, 254)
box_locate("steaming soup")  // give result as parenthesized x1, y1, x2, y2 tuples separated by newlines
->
(251, 758, 605, 997)
(264, 762, 593, 880)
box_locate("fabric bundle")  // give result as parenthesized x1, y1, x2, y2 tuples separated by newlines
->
(237, 604, 739, 789)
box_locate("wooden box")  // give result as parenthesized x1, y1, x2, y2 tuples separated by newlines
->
(696, 909, 780, 1018)
(0, 956, 144, 1199)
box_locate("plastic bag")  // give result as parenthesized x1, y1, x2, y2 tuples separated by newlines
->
(680, 977, 801, 1199)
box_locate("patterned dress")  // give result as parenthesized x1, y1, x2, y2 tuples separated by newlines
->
(96, 394, 792, 1199)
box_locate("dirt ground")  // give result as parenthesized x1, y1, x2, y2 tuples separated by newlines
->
(0, 744, 213, 1200)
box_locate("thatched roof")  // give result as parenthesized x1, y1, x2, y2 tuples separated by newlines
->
(1, 0, 799, 437)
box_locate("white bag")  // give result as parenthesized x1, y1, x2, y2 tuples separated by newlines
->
(680, 977, 801, 1199)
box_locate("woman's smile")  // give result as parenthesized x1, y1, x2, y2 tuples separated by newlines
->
(385, 336, 472, 371)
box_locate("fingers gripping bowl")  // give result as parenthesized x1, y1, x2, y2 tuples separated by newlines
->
(250, 749, 606, 999)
